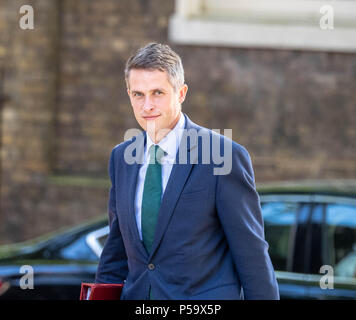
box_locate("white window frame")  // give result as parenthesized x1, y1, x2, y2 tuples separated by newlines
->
(86, 226, 109, 258)
(169, 0, 356, 52)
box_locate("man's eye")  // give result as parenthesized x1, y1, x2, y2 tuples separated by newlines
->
(133, 92, 143, 97)
(154, 91, 163, 95)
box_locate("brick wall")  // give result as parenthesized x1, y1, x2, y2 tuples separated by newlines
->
(0, 0, 356, 243)
(54, 0, 174, 175)
(0, 0, 60, 242)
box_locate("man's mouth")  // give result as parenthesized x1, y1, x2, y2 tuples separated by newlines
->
(143, 115, 160, 120)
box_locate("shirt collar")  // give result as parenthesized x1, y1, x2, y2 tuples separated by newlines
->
(146, 112, 185, 161)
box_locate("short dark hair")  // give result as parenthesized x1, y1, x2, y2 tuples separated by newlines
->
(125, 43, 185, 91)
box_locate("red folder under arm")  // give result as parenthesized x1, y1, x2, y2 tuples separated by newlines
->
(80, 283, 123, 300)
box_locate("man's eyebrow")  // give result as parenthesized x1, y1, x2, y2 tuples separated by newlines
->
(131, 88, 166, 94)
(151, 88, 166, 92)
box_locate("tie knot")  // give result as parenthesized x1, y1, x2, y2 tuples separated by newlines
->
(149, 145, 165, 164)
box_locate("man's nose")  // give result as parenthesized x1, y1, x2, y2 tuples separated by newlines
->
(143, 96, 154, 112)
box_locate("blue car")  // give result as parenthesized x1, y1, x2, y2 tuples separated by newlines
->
(0, 180, 356, 299)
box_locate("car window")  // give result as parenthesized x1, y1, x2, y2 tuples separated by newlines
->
(304, 204, 324, 274)
(59, 236, 98, 261)
(261, 201, 298, 272)
(86, 226, 110, 258)
(326, 204, 356, 278)
(97, 234, 108, 248)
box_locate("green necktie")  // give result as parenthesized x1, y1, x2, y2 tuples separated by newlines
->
(141, 145, 164, 254)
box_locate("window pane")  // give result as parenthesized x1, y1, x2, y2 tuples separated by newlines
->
(261, 202, 298, 271)
(326, 204, 356, 278)
(59, 237, 97, 261)
(97, 235, 108, 248)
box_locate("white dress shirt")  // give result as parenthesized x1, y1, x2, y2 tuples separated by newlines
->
(134, 112, 186, 240)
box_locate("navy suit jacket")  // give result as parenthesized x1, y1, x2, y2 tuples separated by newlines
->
(95, 113, 279, 300)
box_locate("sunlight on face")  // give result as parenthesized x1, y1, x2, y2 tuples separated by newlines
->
(127, 69, 188, 143)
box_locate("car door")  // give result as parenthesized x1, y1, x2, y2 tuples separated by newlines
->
(305, 195, 356, 299)
(261, 194, 314, 299)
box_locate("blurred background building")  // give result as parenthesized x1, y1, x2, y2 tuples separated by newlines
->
(0, 0, 356, 244)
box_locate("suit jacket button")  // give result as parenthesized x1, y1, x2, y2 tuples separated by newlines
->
(148, 263, 155, 270)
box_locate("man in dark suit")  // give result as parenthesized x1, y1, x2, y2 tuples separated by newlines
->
(95, 43, 279, 299)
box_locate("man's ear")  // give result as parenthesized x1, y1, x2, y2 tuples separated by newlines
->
(179, 84, 188, 104)
(127, 88, 130, 97)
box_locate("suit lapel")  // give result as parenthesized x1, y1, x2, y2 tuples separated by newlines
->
(149, 114, 200, 258)
(124, 132, 148, 257)
(123, 114, 201, 259)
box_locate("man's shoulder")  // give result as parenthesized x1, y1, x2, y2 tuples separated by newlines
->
(192, 122, 249, 157)
(110, 131, 145, 155)
(111, 139, 133, 153)
(185, 120, 252, 176)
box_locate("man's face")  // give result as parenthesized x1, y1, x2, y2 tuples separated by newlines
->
(127, 68, 188, 143)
